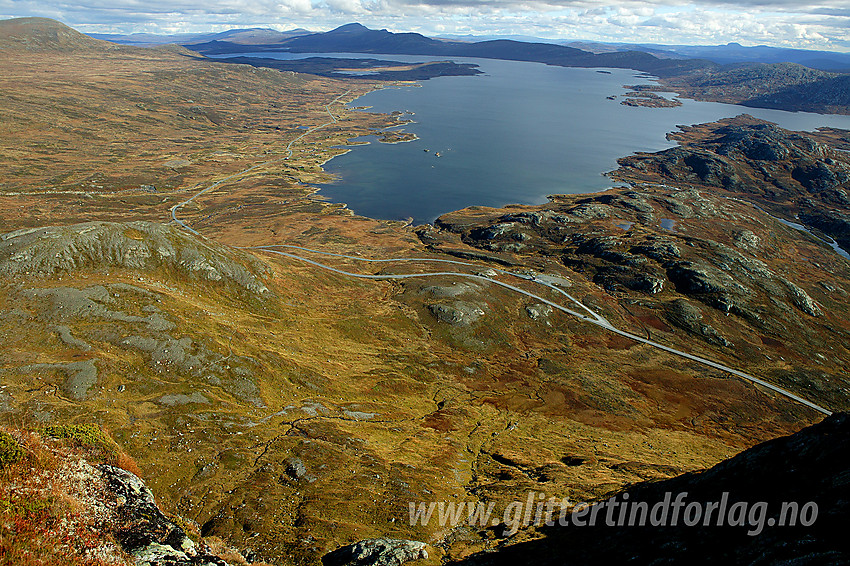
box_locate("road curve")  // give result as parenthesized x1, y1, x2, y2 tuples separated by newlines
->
(253, 245, 833, 416)
(170, 90, 352, 234)
(248, 244, 609, 325)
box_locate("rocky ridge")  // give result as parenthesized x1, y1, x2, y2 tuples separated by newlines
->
(0, 221, 271, 296)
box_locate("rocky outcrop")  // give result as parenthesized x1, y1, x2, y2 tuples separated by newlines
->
(51, 458, 242, 566)
(0, 221, 270, 296)
(100, 465, 197, 561)
(98, 464, 256, 565)
(323, 538, 429, 566)
(428, 302, 486, 326)
(613, 117, 850, 254)
(664, 299, 732, 347)
(784, 280, 822, 317)
(526, 303, 553, 322)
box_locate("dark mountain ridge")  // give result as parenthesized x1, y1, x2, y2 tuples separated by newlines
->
(454, 412, 850, 565)
(189, 22, 716, 78)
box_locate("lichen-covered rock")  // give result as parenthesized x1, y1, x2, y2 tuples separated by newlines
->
(100, 464, 192, 554)
(99, 465, 236, 565)
(784, 280, 822, 317)
(428, 302, 485, 326)
(567, 202, 610, 220)
(282, 456, 316, 483)
(664, 299, 732, 347)
(631, 240, 681, 261)
(666, 262, 734, 295)
(526, 303, 553, 321)
(323, 538, 428, 566)
(732, 230, 760, 251)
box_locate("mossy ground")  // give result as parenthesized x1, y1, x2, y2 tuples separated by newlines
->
(0, 426, 135, 566)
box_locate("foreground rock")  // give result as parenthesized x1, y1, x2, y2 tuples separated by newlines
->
(323, 538, 429, 566)
(101, 465, 241, 565)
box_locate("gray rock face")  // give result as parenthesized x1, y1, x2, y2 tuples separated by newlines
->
(282, 456, 316, 483)
(0, 221, 269, 296)
(526, 303, 553, 321)
(568, 202, 610, 220)
(469, 222, 519, 241)
(682, 151, 743, 191)
(428, 302, 485, 326)
(100, 464, 193, 554)
(323, 538, 428, 566)
(666, 262, 736, 295)
(633, 273, 665, 294)
(665, 299, 732, 347)
(631, 241, 681, 261)
(733, 230, 760, 251)
(98, 465, 232, 566)
(784, 280, 822, 317)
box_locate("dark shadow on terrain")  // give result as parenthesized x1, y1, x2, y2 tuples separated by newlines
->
(451, 413, 850, 565)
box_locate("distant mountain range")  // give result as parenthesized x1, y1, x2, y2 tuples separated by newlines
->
(564, 41, 850, 73)
(89, 27, 311, 46)
(174, 23, 850, 115)
(93, 25, 850, 73)
(186, 23, 711, 78)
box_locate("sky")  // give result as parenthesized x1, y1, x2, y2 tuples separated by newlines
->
(1, 0, 849, 51)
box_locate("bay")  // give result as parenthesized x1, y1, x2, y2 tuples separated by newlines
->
(217, 53, 850, 225)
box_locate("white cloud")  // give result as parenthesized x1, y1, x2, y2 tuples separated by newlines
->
(2, 0, 848, 51)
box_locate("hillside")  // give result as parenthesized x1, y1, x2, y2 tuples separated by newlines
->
(612, 115, 850, 250)
(0, 17, 114, 51)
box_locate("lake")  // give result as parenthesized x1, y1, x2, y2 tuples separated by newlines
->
(219, 53, 850, 224)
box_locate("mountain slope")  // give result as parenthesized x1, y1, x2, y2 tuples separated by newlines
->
(283, 22, 446, 54)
